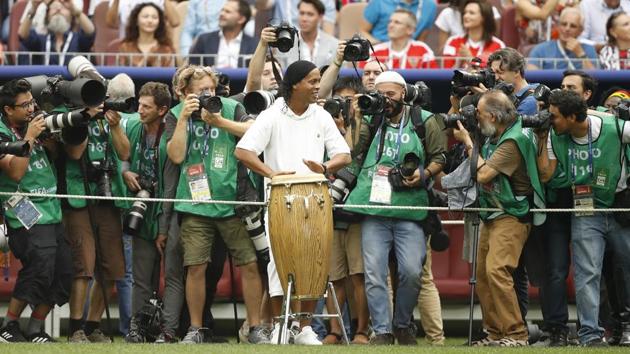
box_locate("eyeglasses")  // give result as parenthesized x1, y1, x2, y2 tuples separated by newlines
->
(13, 99, 35, 110)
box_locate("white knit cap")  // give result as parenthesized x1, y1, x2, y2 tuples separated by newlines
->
(374, 71, 406, 87)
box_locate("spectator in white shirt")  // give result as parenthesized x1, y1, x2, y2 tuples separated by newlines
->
(188, 0, 257, 68)
(579, 0, 630, 50)
(276, 0, 339, 69)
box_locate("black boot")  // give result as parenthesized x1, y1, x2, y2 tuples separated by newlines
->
(549, 327, 568, 347)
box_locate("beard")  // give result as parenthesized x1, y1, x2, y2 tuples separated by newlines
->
(48, 14, 71, 34)
(480, 120, 497, 137)
(385, 99, 404, 118)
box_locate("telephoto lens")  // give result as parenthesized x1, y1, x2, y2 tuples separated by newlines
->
(243, 90, 277, 115)
(124, 190, 151, 236)
(44, 111, 89, 131)
(0, 141, 30, 157)
(237, 207, 270, 264)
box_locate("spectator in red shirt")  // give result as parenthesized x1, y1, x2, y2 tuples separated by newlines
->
(442, 0, 505, 68)
(361, 9, 437, 69)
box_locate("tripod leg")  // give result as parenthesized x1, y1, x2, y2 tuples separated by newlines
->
(228, 254, 240, 343)
(467, 219, 481, 346)
(279, 275, 293, 345)
(328, 282, 349, 345)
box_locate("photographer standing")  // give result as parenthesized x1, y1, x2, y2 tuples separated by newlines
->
(0, 79, 84, 342)
(122, 82, 173, 343)
(62, 89, 131, 343)
(537, 90, 630, 347)
(488, 48, 539, 115)
(344, 71, 445, 345)
(166, 65, 268, 344)
(453, 90, 545, 347)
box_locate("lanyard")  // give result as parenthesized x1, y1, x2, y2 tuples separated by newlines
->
(569, 119, 593, 184)
(556, 41, 577, 70)
(44, 32, 74, 66)
(139, 122, 164, 179)
(187, 119, 211, 159)
(376, 113, 406, 164)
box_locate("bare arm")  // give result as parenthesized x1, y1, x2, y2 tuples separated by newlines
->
(202, 111, 254, 138)
(163, 0, 180, 28)
(18, 7, 36, 40)
(244, 27, 276, 92)
(516, 0, 560, 20)
(0, 116, 46, 182)
(106, 0, 120, 28)
(536, 131, 558, 183)
(319, 41, 346, 99)
(70, 2, 95, 35)
(359, 20, 379, 45)
(234, 148, 276, 178)
(437, 30, 449, 55)
(167, 94, 198, 164)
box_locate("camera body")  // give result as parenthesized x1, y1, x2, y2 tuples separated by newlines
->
(520, 110, 552, 129)
(215, 73, 231, 97)
(330, 167, 358, 204)
(269, 22, 297, 53)
(124, 177, 155, 237)
(388, 152, 421, 191)
(616, 99, 630, 121)
(443, 104, 477, 130)
(103, 97, 137, 113)
(357, 91, 387, 115)
(324, 96, 352, 125)
(451, 69, 496, 98)
(533, 84, 561, 110)
(90, 158, 115, 197)
(191, 92, 222, 119)
(405, 81, 432, 110)
(344, 35, 370, 62)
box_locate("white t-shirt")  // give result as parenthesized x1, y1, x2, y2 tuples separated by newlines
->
(434, 6, 502, 37)
(236, 97, 350, 175)
(547, 116, 630, 191)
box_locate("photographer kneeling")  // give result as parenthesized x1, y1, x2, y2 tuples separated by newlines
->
(452, 90, 545, 347)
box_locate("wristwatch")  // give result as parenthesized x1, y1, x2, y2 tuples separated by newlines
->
(321, 163, 328, 175)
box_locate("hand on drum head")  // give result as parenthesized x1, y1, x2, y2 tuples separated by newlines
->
(303, 159, 326, 174)
(269, 170, 296, 178)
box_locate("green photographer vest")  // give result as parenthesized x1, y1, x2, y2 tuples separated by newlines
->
(345, 115, 428, 222)
(550, 116, 624, 208)
(125, 118, 168, 241)
(50, 105, 127, 209)
(174, 97, 241, 218)
(0, 120, 61, 229)
(479, 119, 546, 225)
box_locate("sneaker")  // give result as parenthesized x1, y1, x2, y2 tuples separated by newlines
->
(248, 325, 271, 344)
(154, 328, 177, 344)
(269, 323, 280, 344)
(87, 329, 111, 343)
(294, 326, 322, 345)
(0, 321, 27, 343)
(68, 329, 90, 343)
(471, 337, 496, 346)
(549, 327, 568, 347)
(28, 332, 56, 343)
(125, 328, 145, 343)
(180, 327, 205, 344)
(369, 333, 395, 345)
(489, 337, 529, 347)
(582, 337, 609, 347)
(393, 327, 417, 345)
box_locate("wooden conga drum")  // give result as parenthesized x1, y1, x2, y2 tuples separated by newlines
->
(268, 174, 333, 300)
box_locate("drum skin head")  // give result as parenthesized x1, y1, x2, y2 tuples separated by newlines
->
(270, 174, 328, 185)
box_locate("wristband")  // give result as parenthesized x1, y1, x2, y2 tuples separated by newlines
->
(322, 163, 328, 175)
(333, 59, 342, 67)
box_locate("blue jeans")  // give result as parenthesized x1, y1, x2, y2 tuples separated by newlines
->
(540, 212, 571, 330)
(571, 213, 630, 343)
(361, 216, 426, 335)
(115, 233, 133, 335)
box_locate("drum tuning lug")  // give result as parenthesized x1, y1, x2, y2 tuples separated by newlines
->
(314, 194, 325, 208)
(303, 196, 310, 218)
(284, 195, 295, 209)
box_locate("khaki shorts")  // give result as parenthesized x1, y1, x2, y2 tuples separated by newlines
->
(180, 214, 257, 267)
(63, 205, 125, 281)
(329, 223, 364, 281)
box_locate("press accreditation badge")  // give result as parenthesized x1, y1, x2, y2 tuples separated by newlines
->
(369, 165, 392, 205)
(5, 195, 42, 230)
(187, 163, 211, 203)
(573, 185, 594, 217)
(212, 145, 227, 170)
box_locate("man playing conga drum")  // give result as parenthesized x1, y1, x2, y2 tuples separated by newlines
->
(235, 60, 351, 345)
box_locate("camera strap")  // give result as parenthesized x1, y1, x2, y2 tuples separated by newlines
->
(186, 119, 211, 159)
(267, 47, 284, 93)
(139, 122, 164, 184)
